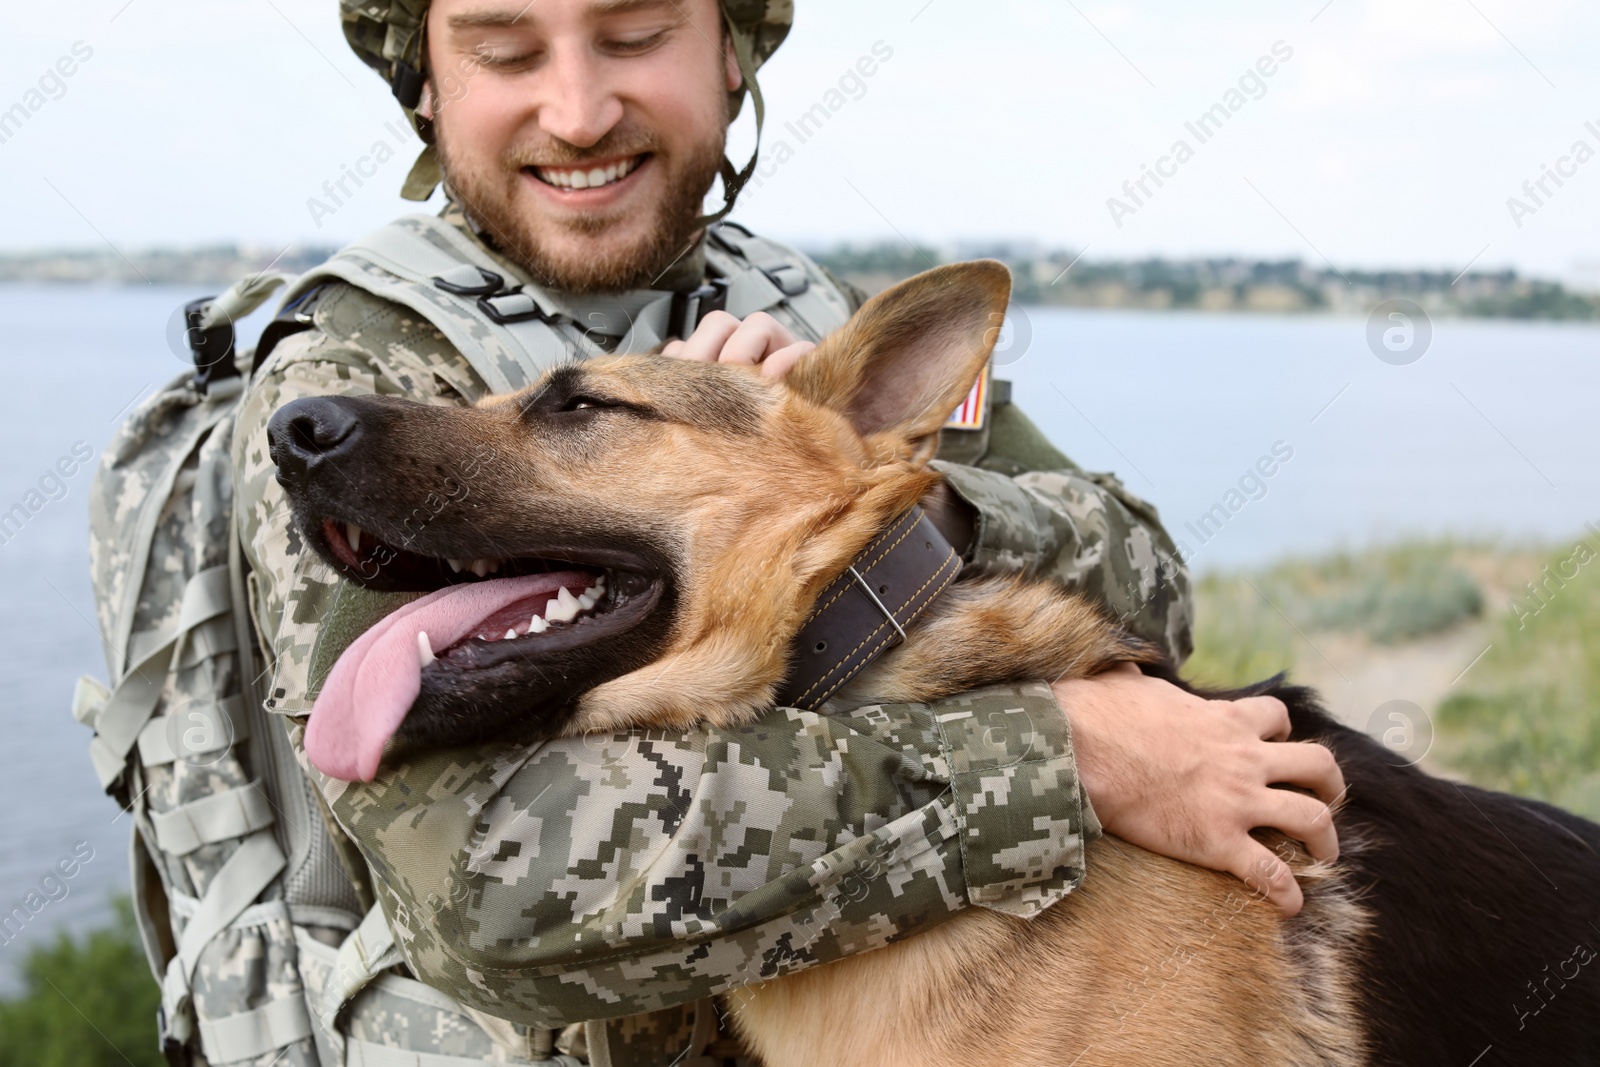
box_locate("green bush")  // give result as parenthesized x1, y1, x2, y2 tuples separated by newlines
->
(1182, 542, 1487, 692)
(0, 897, 163, 1067)
(1263, 543, 1485, 643)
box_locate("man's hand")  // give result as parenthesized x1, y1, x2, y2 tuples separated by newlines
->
(661, 310, 815, 379)
(1055, 664, 1344, 918)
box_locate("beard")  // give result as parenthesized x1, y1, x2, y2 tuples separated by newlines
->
(433, 117, 727, 295)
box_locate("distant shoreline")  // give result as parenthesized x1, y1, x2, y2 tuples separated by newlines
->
(4, 241, 1596, 321)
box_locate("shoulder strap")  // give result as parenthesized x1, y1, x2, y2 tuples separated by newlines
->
(705, 222, 856, 342)
(272, 215, 599, 392)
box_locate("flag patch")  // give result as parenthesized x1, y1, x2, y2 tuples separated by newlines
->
(944, 369, 988, 431)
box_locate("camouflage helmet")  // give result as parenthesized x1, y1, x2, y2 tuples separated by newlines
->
(337, 0, 792, 212)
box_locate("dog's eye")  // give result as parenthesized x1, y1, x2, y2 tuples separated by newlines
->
(562, 395, 609, 412)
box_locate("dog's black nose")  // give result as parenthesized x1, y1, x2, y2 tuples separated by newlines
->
(268, 396, 363, 488)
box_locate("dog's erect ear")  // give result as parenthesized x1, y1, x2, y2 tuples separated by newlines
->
(787, 261, 1011, 456)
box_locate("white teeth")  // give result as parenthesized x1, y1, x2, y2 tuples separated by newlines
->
(447, 558, 464, 573)
(417, 630, 434, 667)
(504, 628, 518, 640)
(345, 523, 361, 554)
(529, 615, 548, 634)
(546, 586, 580, 623)
(594, 574, 607, 590)
(577, 588, 598, 611)
(539, 158, 636, 189)
(471, 559, 490, 578)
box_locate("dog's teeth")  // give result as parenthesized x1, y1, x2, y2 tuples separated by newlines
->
(593, 573, 607, 589)
(417, 630, 434, 667)
(546, 587, 580, 623)
(345, 523, 361, 554)
(447, 558, 464, 573)
(578, 589, 598, 611)
(504, 628, 518, 640)
(529, 615, 548, 633)
(471, 559, 490, 578)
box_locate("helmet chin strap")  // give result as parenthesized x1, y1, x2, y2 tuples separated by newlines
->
(401, 141, 442, 202)
(695, 27, 765, 228)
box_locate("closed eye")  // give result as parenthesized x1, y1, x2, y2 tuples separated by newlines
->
(557, 395, 659, 421)
(601, 30, 670, 56)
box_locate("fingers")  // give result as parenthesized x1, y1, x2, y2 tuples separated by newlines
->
(1259, 790, 1340, 864)
(1263, 740, 1345, 806)
(660, 311, 804, 370)
(719, 312, 794, 366)
(667, 311, 741, 363)
(1230, 839, 1303, 918)
(1231, 694, 1291, 742)
(759, 341, 815, 379)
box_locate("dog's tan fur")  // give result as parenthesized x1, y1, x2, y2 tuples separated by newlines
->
(447, 263, 1372, 1064)
(734, 837, 1368, 1067)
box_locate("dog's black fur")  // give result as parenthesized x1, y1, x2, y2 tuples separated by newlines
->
(1174, 667, 1600, 1065)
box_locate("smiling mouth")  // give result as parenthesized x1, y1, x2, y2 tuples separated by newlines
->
(528, 153, 648, 191)
(315, 516, 663, 669)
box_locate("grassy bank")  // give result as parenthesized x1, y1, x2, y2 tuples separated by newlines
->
(1433, 539, 1600, 817)
(1182, 535, 1600, 820)
(1184, 539, 1488, 688)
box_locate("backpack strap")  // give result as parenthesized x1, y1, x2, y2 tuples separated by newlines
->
(157, 833, 295, 1048)
(704, 222, 856, 343)
(272, 215, 597, 393)
(82, 563, 234, 793)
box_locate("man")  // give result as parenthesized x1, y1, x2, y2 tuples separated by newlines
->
(233, 0, 1342, 1059)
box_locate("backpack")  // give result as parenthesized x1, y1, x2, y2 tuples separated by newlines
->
(73, 215, 857, 1067)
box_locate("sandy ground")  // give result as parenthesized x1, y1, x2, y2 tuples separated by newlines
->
(1288, 623, 1489, 777)
(1279, 547, 1544, 777)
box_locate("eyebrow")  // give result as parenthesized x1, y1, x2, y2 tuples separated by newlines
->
(446, 0, 678, 30)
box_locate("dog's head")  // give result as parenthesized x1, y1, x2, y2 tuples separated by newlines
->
(269, 261, 1010, 780)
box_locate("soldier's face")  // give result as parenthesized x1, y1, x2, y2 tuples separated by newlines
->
(424, 0, 737, 293)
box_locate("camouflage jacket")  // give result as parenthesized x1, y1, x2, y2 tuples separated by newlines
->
(232, 218, 1193, 1041)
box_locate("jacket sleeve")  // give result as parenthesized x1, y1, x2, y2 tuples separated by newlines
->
(232, 304, 1096, 1028)
(934, 398, 1194, 666)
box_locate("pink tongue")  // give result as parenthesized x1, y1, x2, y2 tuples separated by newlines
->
(305, 571, 591, 782)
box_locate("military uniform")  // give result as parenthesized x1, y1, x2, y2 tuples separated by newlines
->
(229, 202, 1193, 1059)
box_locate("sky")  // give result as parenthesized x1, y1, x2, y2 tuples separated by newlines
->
(3, 0, 1600, 285)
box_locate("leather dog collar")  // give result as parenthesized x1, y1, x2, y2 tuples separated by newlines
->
(776, 505, 961, 712)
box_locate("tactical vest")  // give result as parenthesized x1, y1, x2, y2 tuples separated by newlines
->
(74, 214, 875, 1067)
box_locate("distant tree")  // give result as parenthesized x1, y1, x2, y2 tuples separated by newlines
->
(0, 897, 162, 1067)
(1468, 282, 1599, 320)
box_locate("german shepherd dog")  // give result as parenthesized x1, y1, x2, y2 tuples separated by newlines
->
(269, 263, 1600, 1066)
